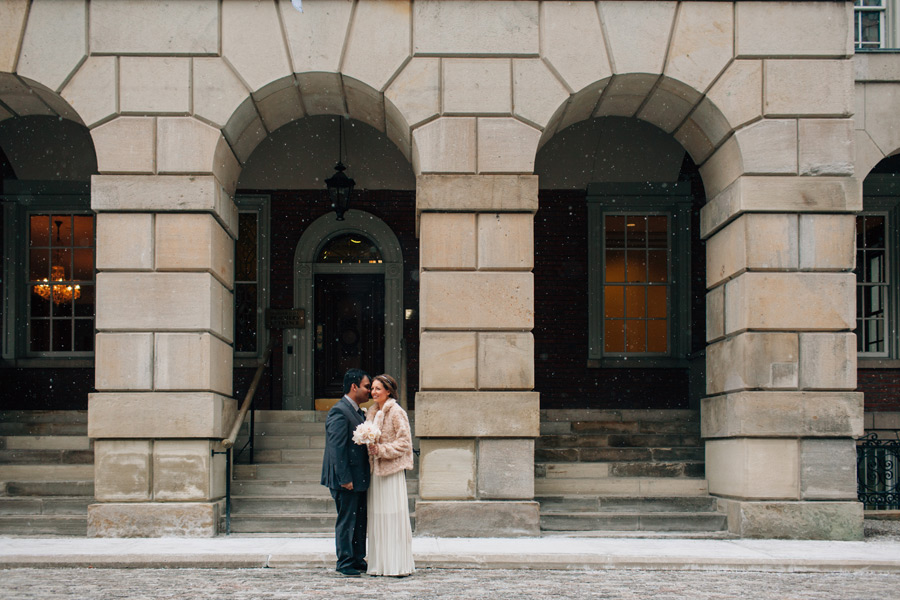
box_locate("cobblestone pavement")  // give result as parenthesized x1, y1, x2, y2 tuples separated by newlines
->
(5, 567, 900, 600)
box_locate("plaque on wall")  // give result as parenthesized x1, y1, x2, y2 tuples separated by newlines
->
(266, 309, 306, 329)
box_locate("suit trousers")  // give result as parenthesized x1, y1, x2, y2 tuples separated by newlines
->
(330, 486, 367, 570)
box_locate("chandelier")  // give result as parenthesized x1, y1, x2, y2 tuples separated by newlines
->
(33, 220, 81, 305)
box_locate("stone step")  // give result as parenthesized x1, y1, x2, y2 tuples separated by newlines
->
(0, 465, 93, 482)
(0, 411, 88, 424)
(541, 409, 699, 421)
(231, 480, 330, 497)
(231, 478, 419, 497)
(537, 434, 702, 450)
(536, 461, 704, 479)
(536, 446, 704, 463)
(0, 422, 88, 436)
(540, 512, 727, 533)
(233, 463, 323, 481)
(535, 477, 709, 497)
(0, 496, 91, 515)
(0, 480, 94, 497)
(231, 496, 336, 515)
(238, 422, 328, 435)
(233, 435, 326, 451)
(0, 449, 94, 465)
(537, 495, 718, 514)
(0, 435, 92, 451)
(0, 514, 87, 536)
(226, 514, 416, 534)
(241, 411, 326, 424)
(225, 514, 338, 534)
(241, 410, 416, 424)
(231, 495, 417, 515)
(234, 449, 325, 464)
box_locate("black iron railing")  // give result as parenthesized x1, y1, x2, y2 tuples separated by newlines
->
(857, 432, 900, 510)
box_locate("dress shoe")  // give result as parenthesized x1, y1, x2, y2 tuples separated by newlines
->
(337, 567, 361, 577)
(354, 561, 368, 573)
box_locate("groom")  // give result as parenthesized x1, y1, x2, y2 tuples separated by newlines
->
(321, 368, 372, 576)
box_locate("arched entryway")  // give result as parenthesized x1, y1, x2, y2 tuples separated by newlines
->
(285, 209, 405, 410)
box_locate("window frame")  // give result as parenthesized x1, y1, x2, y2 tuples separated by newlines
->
(233, 195, 271, 364)
(858, 175, 900, 365)
(587, 182, 693, 368)
(2, 193, 94, 364)
(855, 0, 888, 50)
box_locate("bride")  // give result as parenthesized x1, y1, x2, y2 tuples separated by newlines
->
(364, 374, 415, 577)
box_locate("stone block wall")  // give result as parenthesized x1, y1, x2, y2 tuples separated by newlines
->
(0, 0, 874, 540)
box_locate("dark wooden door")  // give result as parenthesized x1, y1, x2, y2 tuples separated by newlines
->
(313, 274, 385, 398)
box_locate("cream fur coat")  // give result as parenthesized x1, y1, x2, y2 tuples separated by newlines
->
(365, 398, 414, 477)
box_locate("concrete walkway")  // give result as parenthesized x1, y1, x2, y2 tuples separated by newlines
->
(2, 535, 900, 572)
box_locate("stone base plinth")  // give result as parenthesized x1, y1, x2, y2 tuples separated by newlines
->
(721, 499, 863, 540)
(414, 501, 540, 537)
(88, 501, 223, 537)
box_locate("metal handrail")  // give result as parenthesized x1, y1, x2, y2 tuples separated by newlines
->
(222, 340, 275, 449)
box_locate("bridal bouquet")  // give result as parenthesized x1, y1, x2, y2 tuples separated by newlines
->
(352, 421, 381, 446)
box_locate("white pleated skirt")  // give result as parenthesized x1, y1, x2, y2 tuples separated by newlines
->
(367, 470, 415, 576)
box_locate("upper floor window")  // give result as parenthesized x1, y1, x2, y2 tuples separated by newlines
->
(587, 183, 692, 367)
(856, 0, 887, 49)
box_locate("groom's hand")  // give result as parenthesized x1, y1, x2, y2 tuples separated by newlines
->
(341, 482, 354, 491)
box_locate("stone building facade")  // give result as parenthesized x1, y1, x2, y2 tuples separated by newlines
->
(1, 0, 898, 540)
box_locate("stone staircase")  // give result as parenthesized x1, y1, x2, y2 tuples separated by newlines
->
(0, 410, 94, 535)
(536, 409, 727, 535)
(227, 410, 417, 535)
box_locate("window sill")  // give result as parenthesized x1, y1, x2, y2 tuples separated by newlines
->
(1, 358, 94, 369)
(859, 359, 900, 369)
(587, 357, 691, 369)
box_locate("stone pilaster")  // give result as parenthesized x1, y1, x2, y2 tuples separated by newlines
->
(414, 175, 540, 537)
(701, 183, 864, 540)
(87, 116, 239, 537)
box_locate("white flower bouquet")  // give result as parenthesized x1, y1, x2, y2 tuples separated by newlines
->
(352, 421, 381, 446)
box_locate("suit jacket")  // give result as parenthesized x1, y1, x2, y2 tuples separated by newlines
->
(320, 396, 371, 492)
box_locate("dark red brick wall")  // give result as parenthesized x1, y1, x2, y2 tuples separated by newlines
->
(859, 369, 900, 412)
(233, 189, 419, 410)
(0, 367, 93, 410)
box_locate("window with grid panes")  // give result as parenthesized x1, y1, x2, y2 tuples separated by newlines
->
(234, 196, 270, 358)
(587, 183, 692, 365)
(602, 214, 670, 354)
(857, 214, 889, 355)
(855, 0, 890, 49)
(27, 213, 95, 354)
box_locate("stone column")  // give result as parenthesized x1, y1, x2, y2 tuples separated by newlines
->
(413, 174, 541, 537)
(87, 117, 240, 537)
(701, 177, 864, 539)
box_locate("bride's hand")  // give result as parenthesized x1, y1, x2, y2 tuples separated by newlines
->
(367, 444, 378, 456)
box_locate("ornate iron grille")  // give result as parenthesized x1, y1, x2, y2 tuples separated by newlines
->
(857, 432, 900, 509)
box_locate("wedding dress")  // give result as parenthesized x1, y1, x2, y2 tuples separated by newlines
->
(367, 469, 415, 576)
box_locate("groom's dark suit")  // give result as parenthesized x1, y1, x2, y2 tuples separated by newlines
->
(321, 396, 370, 572)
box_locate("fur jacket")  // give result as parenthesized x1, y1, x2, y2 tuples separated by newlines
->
(365, 398, 414, 477)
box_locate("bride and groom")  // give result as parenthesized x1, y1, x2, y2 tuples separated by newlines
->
(320, 368, 415, 577)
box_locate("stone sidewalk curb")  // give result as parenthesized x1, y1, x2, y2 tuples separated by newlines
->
(3, 537, 900, 573)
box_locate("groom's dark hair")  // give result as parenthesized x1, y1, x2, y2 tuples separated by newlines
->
(343, 368, 369, 396)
